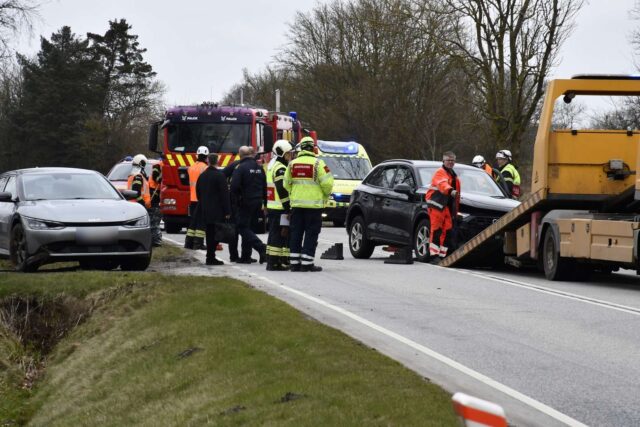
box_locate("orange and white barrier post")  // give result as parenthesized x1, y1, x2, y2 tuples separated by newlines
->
(452, 392, 508, 427)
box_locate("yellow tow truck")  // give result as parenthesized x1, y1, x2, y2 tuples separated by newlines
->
(442, 75, 640, 280)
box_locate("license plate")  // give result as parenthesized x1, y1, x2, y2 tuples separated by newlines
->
(76, 226, 118, 244)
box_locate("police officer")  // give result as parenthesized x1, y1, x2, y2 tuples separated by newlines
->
(148, 158, 163, 247)
(185, 146, 209, 250)
(283, 136, 334, 272)
(127, 154, 151, 210)
(266, 140, 294, 271)
(426, 151, 460, 260)
(230, 146, 267, 264)
(495, 149, 521, 199)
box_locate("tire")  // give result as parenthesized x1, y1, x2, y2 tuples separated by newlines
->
(332, 219, 345, 227)
(542, 228, 572, 281)
(120, 254, 152, 271)
(9, 222, 37, 272)
(348, 216, 375, 259)
(164, 221, 182, 234)
(413, 218, 431, 263)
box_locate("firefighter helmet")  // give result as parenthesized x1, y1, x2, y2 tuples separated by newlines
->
(273, 139, 293, 157)
(296, 136, 315, 152)
(496, 150, 511, 160)
(196, 146, 209, 156)
(472, 155, 485, 167)
(132, 154, 147, 168)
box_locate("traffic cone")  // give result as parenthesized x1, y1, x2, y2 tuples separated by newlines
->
(452, 393, 507, 427)
(320, 243, 344, 260)
(383, 246, 413, 264)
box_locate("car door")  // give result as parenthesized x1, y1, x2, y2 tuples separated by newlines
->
(377, 166, 417, 244)
(0, 174, 15, 252)
(359, 165, 396, 241)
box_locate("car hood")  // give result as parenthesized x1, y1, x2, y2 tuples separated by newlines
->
(19, 199, 147, 223)
(460, 192, 520, 212)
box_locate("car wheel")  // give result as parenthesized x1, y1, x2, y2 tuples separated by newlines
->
(120, 253, 152, 271)
(542, 228, 572, 281)
(348, 216, 374, 259)
(413, 218, 431, 263)
(332, 219, 345, 227)
(10, 222, 37, 272)
(164, 221, 182, 234)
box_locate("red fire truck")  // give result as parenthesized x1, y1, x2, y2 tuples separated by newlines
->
(147, 104, 311, 233)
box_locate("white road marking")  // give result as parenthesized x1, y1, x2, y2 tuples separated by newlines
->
(246, 272, 587, 426)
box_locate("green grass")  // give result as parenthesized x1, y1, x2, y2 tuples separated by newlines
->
(0, 247, 458, 426)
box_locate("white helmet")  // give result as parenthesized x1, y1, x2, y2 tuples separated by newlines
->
(272, 139, 293, 157)
(196, 146, 209, 156)
(496, 150, 511, 160)
(472, 155, 485, 167)
(132, 154, 147, 168)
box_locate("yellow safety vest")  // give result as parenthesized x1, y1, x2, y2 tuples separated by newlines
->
(267, 160, 288, 211)
(284, 151, 334, 209)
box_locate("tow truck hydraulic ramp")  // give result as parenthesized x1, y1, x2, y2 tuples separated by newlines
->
(441, 76, 640, 280)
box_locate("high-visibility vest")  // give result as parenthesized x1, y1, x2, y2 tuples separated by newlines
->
(266, 160, 288, 211)
(127, 173, 151, 208)
(425, 167, 460, 212)
(188, 161, 208, 202)
(482, 163, 493, 177)
(283, 151, 334, 209)
(500, 163, 521, 198)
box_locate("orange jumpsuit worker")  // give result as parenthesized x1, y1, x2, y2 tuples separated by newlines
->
(425, 151, 460, 259)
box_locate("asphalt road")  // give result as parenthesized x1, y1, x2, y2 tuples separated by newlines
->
(163, 224, 640, 427)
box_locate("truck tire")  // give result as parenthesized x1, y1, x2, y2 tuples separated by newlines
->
(164, 221, 182, 234)
(413, 218, 431, 263)
(542, 228, 572, 281)
(348, 216, 374, 259)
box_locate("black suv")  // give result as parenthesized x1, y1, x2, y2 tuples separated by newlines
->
(346, 160, 520, 262)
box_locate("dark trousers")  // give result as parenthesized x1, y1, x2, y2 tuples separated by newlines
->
(267, 210, 289, 265)
(186, 202, 206, 237)
(236, 199, 265, 259)
(204, 224, 218, 262)
(289, 208, 322, 266)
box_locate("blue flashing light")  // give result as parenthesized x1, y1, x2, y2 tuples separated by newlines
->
(124, 156, 133, 161)
(318, 140, 359, 155)
(289, 111, 298, 121)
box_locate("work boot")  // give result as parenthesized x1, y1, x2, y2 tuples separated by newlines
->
(193, 237, 206, 250)
(300, 264, 322, 272)
(206, 258, 224, 266)
(259, 248, 267, 264)
(290, 264, 301, 272)
(184, 235, 194, 249)
(236, 257, 257, 264)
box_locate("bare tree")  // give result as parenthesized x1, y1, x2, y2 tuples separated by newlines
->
(0, 0, 39, 59)
(436, 0, 584, 157)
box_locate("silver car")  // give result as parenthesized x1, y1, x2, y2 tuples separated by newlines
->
(0, 167, 152, 272)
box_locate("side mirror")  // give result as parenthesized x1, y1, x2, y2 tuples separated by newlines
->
(120, 189, 138, 200)
(393, 183, 414, 195)
(148, 122, 159, 152)
(0, 191, 13, 202)
(263, 125, 274, 154)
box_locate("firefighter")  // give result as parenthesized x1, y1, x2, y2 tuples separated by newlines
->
(472, 155, 493, 176)
(283, 136, 334, 272)
(148, 158, 163, 247)
(495, 149, 521, 199)
(266, 139, 294, 271)
(230, 146, 267, 264)
(184, 146, 209, 250)
(425, 151, 460, 259)
(127, 154, 151, 209)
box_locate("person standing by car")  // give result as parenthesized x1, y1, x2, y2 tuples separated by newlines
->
(196, 153, 231, 266)
(148, 158, 163, 247)
(425, 151, 460, 259)
(473, 154, 509, 196)
(127, 154, 151, 210)
(495, 149, 521, 199)
(184, 146, 209, 250)
(230, 146, 267, 264)
(284, 136, 334, 272)
(223, 156, 242, 262)
(266, 139, 294, 271)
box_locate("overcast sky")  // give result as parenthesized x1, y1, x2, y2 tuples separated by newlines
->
(15, 0, 640, 108)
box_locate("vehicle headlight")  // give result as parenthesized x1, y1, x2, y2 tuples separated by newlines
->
(124, 215, 149, 228)
(23, 216, 65, 230)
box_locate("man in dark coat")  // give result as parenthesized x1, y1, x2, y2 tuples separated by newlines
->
(196, 153, 232, 265)
(230, 146, 267, 264)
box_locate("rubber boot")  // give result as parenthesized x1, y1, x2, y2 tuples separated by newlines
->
(300, 264, 323, 272)
(184, 235, 194, 249)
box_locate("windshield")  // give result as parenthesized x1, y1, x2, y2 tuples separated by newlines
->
(417, 167, 505, 197)
(168, 123, 251, 154)
(107, 163, 154, 181)
(21, 172, 121, 201)
(319, 156, 372, 180)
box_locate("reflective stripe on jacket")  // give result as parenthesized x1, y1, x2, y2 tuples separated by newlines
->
(188, 161, 208, 202)
(127, 173, 151, 208)
(267, 160, 289, 211)
(283, 151, 334, 209)
(425, 166, 460, 213)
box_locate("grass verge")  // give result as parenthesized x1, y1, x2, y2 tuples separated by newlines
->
(1, 246, 458, 426)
